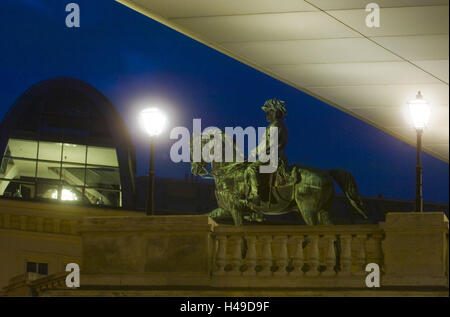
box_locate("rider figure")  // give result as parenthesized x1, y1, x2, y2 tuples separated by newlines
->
(245, 98, 288, 206)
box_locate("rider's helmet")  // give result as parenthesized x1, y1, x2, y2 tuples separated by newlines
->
(262, 98, 287, 120)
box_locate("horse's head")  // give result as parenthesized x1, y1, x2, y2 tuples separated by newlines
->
(189, 128, 244, 177)
(189, 132, 210, 177)
(190, 160, 209, 177)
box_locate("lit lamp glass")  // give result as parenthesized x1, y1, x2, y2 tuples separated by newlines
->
(408, 91, 430, 130)
(407, 91, 430, 213)
(139, 107, 167, 216)
(139, 108, 167, 137)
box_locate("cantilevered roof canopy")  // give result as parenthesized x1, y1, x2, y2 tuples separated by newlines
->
(117, 0, 449, 162)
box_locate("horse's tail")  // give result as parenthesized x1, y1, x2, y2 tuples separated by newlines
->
(328, 169, 368, 219)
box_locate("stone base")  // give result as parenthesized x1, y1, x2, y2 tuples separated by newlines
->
(381, 212, 449, 287)
(41, 287, 449, 297)
(80, 215, 216, 285)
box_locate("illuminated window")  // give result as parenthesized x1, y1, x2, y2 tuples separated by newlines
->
(0, 138, 122, 207)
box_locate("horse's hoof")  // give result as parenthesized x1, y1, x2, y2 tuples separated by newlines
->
(247, 196, 262, 207)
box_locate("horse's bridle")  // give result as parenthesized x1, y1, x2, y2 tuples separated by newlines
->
(193, 162, 216, 180)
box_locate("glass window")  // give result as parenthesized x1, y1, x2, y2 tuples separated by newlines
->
(38, 141, 62, 161)
(38, 263, 48, 275)
(40, 114, 65, 134)
(85, 166, 120, 189)
(0, 157, 36, 179)
(0, 181, 35, 199)
(61, 163, 85, 186)
(36, 183, 59, 200)
(15, 112, 40, 133)
(87, 146, 118, 167)
(89, 114, 112, 138)
(59, 186, 82, 202)
(62, 143, 86, 164)
(0, 156, 12, 176)
(0, 137, 123, 208)
(26, 262, 37, 273)
(89, 189, 121, 208)
(5, 139, 38, 159)
(26, 262, 48, 275)
(37, 161, 61, 180)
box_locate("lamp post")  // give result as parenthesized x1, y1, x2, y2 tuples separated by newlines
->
(139, 108, 167, 215)
(408, 91, 430, 213)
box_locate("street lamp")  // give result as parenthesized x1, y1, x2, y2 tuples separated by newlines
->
(139, 107, 167, 215)
(408, 91, 430, 213)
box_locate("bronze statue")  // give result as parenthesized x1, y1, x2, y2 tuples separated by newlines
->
(245, 98, 288, 207)
(190, 98, 368, 226)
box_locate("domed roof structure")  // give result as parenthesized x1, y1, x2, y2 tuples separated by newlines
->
(0, 78, 136, 209)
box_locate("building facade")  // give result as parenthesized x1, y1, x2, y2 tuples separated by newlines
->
(0, 78, 448, 296)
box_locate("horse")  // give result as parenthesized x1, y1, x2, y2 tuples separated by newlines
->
(190, 130, 368, 226)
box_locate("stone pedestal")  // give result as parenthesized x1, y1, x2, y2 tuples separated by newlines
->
(79, 215, 217, 287)
(381, 212, 449, 287)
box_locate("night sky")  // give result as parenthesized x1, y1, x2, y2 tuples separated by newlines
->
(0, 0, 448, 203)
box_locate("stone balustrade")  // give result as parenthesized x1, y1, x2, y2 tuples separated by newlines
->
(0, 199, 142, 237)
(1, 207, 448, 296)
(211, 225, 384, 287)
(0, 211, 81, 235)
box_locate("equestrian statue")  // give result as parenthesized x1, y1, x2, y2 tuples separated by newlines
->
(190, 98, 368, 226)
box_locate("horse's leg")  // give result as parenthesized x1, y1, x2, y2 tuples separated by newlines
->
(317, 209, 333, 225)
(295, 185, 333, 226)
(230, 207, 244, 226)
(317, 195, 334, 225)
(207, 207, 229, 220)
(316, 182, 335, 225)
(294, 192, 318, 225)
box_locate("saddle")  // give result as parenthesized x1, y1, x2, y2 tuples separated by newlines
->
(252, 165, 301, 214)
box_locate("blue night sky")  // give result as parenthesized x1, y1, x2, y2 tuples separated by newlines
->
(0, 0, 448, 203)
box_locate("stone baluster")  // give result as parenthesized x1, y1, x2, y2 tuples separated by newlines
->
(323, 234, 336, 276)
(258, 235, 273, 276)
(26, 216, 36, 231)
(43, 218, 54, 233)
(36, 216, 44, 232)
(446, 233, 449, 278)
(355, 234, 367, 275)
(291, 235, 304, 277)
(306, 235, 320, 277)
(274, 235, 288, 276)
(54, 218, 61, 234)
(371, 233, 384, 272)
(4, 214, 11, 229)
(214, 235, 228, 276)
(70, 220, 79, 235)
(20, 215, 27, 230)
(228, 236, 242, 275)
(339, 234, 352, 276)
(243, 235, 257, 276)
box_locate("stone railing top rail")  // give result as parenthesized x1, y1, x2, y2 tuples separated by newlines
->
(382, 212, 449, 231)
(214, 224, 382, 235)
(0, 198, 142, 219)
(80, 215, 218, 232)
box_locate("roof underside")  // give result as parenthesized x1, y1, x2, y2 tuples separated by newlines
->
(117, 0, 449, 162)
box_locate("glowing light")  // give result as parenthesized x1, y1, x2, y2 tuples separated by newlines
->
(408, 91, 430, 130)
(139, 108, 167, 137)
(51, 189, 78, 201)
